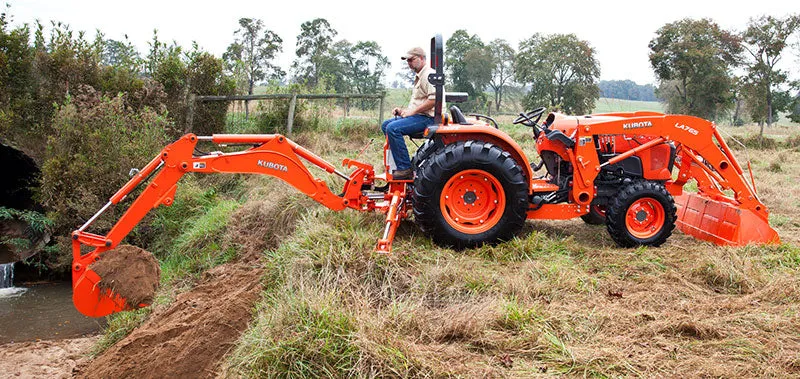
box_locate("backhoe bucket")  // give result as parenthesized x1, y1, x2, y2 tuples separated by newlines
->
(675, 193, 780, 246)
(71, 239, 159, 317)
(72, 248, 130, 317)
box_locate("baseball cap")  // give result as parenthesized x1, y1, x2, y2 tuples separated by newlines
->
(401, 47, 425, 60)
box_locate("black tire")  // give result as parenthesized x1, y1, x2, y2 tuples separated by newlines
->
(580, 202, 606, 225)
(410, 138, 441, 171)
(413, 140, 528, 249)
(605, 181, 676, 247)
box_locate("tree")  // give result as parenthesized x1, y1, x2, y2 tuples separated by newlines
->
(292, 18, 337, 88)
(740, 14, 800, 134)
(487, 39, 515, 111)
(648, 18, 741, 120)
(0, 10, 34, 148)
(223, 18, 283, 97)
(789, 92, 800, 123)
(334, 40, 389, 103)
(515, 33, 600, 115)
(598, 80, 657, 101)
(445, 30, 486, 110)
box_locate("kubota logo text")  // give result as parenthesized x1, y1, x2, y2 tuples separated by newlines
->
(674, 123, 699, 136)
(257, 160, 288, 172)
(622, 121, 653, 129)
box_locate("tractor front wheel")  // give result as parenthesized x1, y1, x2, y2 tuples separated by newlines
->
(605, 181, 676, 247)
(413, 141, 528, 249)
(581, 202, 606, 225)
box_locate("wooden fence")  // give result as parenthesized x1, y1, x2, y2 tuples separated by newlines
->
(188, 92, 386, 136)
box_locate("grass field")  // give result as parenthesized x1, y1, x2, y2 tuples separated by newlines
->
(213, 117, 800, 377)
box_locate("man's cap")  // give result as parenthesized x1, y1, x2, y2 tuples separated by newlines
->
(401, 47, 425, 60)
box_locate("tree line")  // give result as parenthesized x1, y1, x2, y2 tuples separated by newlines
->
(599, 81, 658, 102)
(442, 14, 800, 131)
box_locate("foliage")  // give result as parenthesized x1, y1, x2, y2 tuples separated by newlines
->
(487, 39, 516, 111)
(252, 83, 332, 133)
(445, 29, 488, 111)
(292, 18, 338, 88)
(150, 37, 235, 137)
(648, 18, 741, 120)
(332, 40, 389, 108)
(0, 206, 53, 256)
(0, 10, 34, 148)
(38, 87, 169, 233)
(515, 33, 601, 115)
(740, 14, 800, 133)
(791, 93, 800, 123)
(223, 18, 284, 96)
(599, 80, 658, 101)
(0, 206, 53, 234)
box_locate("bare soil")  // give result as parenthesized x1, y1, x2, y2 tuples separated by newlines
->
(89, 245, 160, 307)
(75, 259, 262, 378)
(0, 336, 99, 378)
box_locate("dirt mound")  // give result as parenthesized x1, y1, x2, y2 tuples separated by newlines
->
(76, 261, 262, 378)
(89, 245, 160, 307)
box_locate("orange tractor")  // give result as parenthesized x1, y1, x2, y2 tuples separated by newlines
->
(70, 35, 779, 317)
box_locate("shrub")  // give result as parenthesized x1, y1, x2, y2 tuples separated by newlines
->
(39, 86, 169, 233)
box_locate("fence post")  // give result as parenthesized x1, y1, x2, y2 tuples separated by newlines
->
(378, 92, 385, 127)
(344, 97, 349, 118)
(286, 92, 297, 137)
(186, 93, 196, 133)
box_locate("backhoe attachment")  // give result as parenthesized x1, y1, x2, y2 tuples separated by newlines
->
(71, 133, 400, 317)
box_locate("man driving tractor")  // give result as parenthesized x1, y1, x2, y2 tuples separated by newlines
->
(380, 46, 436, 180)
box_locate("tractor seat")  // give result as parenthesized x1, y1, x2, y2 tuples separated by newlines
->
(450, 105, 472, 125)
(545, 129, 575, 149)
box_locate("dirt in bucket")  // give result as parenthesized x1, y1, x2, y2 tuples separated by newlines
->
(88, 245, 160, 307)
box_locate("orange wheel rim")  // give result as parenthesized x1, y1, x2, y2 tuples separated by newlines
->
(625, 198, 665, 239)
(440, 169, 505, 234)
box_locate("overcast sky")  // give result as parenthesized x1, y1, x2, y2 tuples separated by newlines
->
(6, 0, 799, 86)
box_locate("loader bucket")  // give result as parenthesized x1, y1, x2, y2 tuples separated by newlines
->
(675, 193, 780, 246)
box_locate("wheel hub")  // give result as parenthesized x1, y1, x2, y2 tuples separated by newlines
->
(463, 191, 477, 204)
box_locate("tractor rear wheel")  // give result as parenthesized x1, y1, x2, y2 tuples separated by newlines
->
(413, 140, 528, 249)
(605, 181, 676, 247)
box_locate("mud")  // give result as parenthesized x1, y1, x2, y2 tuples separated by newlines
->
(89, 245, 160, 307)
(0, 336, 99, 378)
(76, 261, 262, 378)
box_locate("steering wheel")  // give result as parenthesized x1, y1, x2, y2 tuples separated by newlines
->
(513, 107, 546, 127)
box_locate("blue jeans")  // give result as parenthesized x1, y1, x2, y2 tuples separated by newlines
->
(381, 115, 433, 171)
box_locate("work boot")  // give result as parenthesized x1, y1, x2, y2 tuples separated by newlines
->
(392, 168, 413, 180)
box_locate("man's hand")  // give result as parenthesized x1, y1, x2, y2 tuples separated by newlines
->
(399, 109, 412, 118)
(392, 107, 402, 117)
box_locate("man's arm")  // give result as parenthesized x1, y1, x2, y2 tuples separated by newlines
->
(400, 98, 435, 118)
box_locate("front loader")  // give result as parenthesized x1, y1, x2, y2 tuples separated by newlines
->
(70, 34, 779, 318)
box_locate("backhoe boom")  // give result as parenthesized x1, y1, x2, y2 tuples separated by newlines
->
(71, 133, 385, 317)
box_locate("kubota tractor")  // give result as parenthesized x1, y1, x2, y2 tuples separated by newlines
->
(70, 35, 779, 317)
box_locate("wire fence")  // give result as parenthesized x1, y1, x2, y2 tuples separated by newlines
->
(189, 93, 386, 136)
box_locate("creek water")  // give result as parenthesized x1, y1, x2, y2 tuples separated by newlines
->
(0, 280, 106, 344)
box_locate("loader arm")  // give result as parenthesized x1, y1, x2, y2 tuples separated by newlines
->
(568, 113, 779, 245)
(71, 133, 379, 317)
